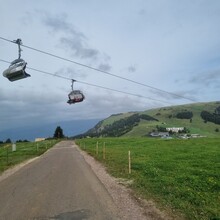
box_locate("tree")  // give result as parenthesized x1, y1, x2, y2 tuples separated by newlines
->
(53, 126, 65, 138)
(5, 138, 12, 143)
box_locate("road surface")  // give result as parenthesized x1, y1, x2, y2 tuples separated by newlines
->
(0, 141, 120, 220)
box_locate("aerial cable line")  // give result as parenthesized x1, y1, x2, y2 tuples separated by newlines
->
(28, 64, 172, 104)
(76, 80, 172, 104)
(0, 58, 171, 105)
(0, 36, 194, 102)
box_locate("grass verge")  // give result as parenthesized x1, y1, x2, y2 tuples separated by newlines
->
(0, 140, 59, 173)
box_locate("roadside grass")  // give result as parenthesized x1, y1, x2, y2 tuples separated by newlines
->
(0, 140, 59, 173)
(76, 137, 220, 220)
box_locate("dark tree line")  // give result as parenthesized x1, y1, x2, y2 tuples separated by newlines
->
(78, 114, 158, 138)
(0, 138, 12, 144)
(0, 139, 29, 145)
(140, 114, 159, 121)
(201, 110, 220, 125)
(1, 126, 66, 144)
(176, 111, 193, 119)
(215, 106, 220, 114)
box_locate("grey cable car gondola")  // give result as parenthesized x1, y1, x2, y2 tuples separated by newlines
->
(3, 58, 30, 81)
(67, 90, 85, 104)
(2, 38, 31, 82)
(67, 80, 85, 104)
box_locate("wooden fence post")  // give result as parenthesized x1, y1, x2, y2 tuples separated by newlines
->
(96, 142, 99, 155)
(128, 150, 131, 174)
(6, 146, 9, 165)
(103, 142, 106, 160)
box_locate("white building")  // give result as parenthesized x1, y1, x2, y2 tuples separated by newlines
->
(166, 127, 184, 133)
(35, 138, 46, 142)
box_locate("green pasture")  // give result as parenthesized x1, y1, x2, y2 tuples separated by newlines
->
(0, 140, 59, 173)
(76, 137, 220, 220)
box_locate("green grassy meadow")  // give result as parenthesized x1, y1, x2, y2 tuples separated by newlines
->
(0, 140, 59, 173)
(76, 137, 220, 220)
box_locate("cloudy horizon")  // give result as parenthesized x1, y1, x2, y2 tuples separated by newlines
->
(1, 0, 220, 132)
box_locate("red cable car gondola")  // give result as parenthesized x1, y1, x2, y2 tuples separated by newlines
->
(67, 80, 85, 104)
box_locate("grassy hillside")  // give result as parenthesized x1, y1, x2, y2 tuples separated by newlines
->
(80, 101, 220, 138)
(138, 101, 220, 137)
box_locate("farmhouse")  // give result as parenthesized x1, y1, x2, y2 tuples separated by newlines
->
(166, 127, 184, 133)
(35, 138, 46, 142)
(150, 132, 169, 137)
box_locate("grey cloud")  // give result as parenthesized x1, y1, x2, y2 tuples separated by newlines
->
(43, 13, 85, 38)
(127, 65, 137, 73)
(189, 69, 220, 87)
(98, 63, 112, 72)
(42, 14, 99, 60)
(42, 13, 112, 72)
(60, 37, 99, 59)
(0, 88, 64, 107)
(138, 9, 147, 16)
(0, 88, 67, 131)
(0, 87, 161, 133)
(20, 12, 34, 26)
(55, 67, 87, 79)
(148, 88, 196, 102)
(85, 90, 154, 115)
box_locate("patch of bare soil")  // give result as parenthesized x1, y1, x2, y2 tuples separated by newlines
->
(78, 146, 175, 220)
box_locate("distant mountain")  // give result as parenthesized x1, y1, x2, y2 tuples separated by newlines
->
(76, 102, 220, 138)
(0, 119, 100, 142)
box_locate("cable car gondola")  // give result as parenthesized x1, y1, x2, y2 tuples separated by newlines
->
(67, 80, 85, 104)
(2, 39, 30, 82)
(3, 58, 30, 81)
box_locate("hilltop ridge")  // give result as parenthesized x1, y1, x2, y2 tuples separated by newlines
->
(75, 101, 220, 138)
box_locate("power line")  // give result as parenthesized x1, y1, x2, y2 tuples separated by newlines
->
(0, 58, 172, 104)
(0, 36, 195, 102)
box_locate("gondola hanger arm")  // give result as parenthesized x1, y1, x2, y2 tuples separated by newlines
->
(71, 79, 76, 91)
(13, 39, 22, 59)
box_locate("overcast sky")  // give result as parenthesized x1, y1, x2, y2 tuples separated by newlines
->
(0, 0, 220, 131)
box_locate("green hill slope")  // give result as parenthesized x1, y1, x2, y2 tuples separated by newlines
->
(78, 101, 220, 138)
